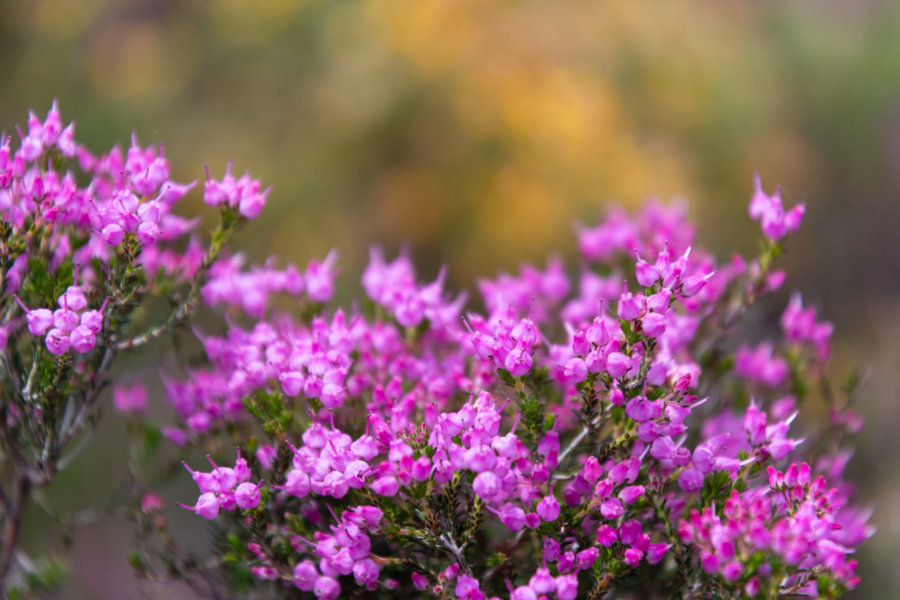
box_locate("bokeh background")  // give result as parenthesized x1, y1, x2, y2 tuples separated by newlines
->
(2, 0, 899, 597)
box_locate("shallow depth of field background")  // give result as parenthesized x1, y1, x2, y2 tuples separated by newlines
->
(2, 0, 899, 598)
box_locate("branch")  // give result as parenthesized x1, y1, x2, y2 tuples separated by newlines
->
(0, 473, 31, 594)
(114, 210, 238, 351)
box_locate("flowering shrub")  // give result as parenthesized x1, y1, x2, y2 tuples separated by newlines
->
(0, 105, 872, 599)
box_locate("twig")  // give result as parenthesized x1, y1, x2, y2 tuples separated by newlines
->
(558, 422, 592, 465)
(0, 473, 31, 594)
(20, 351, 39, 403)
(439, 532, 471, 575)
(114, 213, 236, 351)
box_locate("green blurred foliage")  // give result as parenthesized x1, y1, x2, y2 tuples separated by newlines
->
(2, 0, 899, 598)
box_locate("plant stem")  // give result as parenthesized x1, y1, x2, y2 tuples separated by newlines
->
(0, 473, 32, 594)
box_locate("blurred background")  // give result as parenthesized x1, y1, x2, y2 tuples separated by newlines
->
(1, 0, 899, 597)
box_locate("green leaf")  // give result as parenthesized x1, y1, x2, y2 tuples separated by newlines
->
(242, 390, 292, 435)
(486, 552, 507, 567)
(139, 424, 162, 465)
(496, 368, 516, 387)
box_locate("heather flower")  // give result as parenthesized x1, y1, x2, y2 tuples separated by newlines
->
(536, 494, 560, 522)
(555, 574, 578, 600)
(23, 306, 53, 336)
(234, 482, 261, 509)
(749, 174, 805, 240)
(44, 328, 71, 355)
(313, 576, 340, 600)
(180, 492, 219, 520)
(113, 383, 148, 414)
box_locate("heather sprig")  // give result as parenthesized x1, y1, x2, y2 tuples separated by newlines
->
(159, 170, 869, 599)
(0, 103, 266, 597)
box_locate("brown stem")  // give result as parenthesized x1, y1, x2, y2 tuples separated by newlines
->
(0, 473, 32, 594)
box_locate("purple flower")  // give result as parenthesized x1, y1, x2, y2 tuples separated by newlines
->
(635, 253, 660, 287)
(678, 468, 704, 493)
(646, 543, 670, 564)
(180, 492, 219, 520)
(529, 568, 555, 594)
(455, 574, 482, 599)
(371, 475, 399, 497)
(411, 572, 428, 591)
(511, 585, 536, 600)
(472, 471, 501, 500)
(597, 524, 618, 546)
(113, 383, 147, 414)
(293, 560, 318, 591)
(623, 547, 644, 567)
(45, 328, 71, 355)
(313, 576, 340, 600)
(619, 485, 646, 504)
(554, 574, 578, 600)
(749, 175, 805, 240)
(100, 224, 125, 246)
(606, 352, 631, 378)
(536, 494, 560, 522)
(353, 558, 379, 587)
(25, 307, 54, 336)
(305, 250, 338, 303)
(600, 498, 624, 520)
(234, 482, 261, 510)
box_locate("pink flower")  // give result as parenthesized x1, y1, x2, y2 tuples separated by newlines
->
(536, 494, 560, 522)
(411, 572, 428, 591)
(100, 224, 125, 246)
(623, 547, 644, 567)
(529, 568, 555, 594)
(24, 307, 53, 336)
(597, 524, 618, 546)
(678, 468, 704, 493)
(234, 482, 261, 510)
(180, 492, 219, 520)
(554, 574, 578, 600)
(45, 328, 70, 355)
(313, 576, 340, 600)
(69, 325, 95, 353)
(113, 383, 148, 414)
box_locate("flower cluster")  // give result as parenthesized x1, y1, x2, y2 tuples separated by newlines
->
(14, 269, 107, 355)
(164, 166, 870, 598)
(0, 104, 871, 600)
(179, 452, 261, 519)
(0, 104, 269, 596)
(677, 462, 860, 594)
(203, 161, 271, 220)
(201, 251, 338, 316)
(748, 174, 805, 240)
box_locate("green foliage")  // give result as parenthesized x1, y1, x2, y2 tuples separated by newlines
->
(243, 391, 293, 435)
(6, 557, 67, 599)
(136, 423, 162, 467)
(701, 470, 748, 513)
